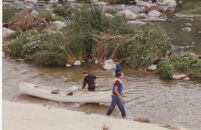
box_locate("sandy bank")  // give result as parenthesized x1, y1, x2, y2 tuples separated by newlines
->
(3, 101, 189, 130)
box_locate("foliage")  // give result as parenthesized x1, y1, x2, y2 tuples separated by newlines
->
(7, 5, 171, 68)
(157, 53, 201, 79)
(3, 4, 20, 23)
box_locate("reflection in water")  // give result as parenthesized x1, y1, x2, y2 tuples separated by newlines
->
(3, 58, 201, 130)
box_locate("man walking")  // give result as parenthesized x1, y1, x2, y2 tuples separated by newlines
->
(106, 72, 126, 118)
(113, 58, 122, 78)
(82, 72, 96, 91)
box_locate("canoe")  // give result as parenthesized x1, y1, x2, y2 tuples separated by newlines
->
(19, 82, 112, 103)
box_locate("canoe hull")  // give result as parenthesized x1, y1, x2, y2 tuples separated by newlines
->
(19, 82, 112, 103)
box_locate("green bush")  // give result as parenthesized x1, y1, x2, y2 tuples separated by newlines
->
(3, 4, 20, 23)
(157, 53, 201, 79)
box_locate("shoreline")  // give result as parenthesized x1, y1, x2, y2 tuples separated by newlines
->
(3, 100, 190, 130)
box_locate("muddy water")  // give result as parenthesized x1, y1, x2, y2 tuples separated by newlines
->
(3, 58, 201, 130)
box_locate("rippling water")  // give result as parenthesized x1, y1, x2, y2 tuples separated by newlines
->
(3, 58, 201, 130)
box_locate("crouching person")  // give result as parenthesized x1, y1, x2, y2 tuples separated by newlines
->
(106, 72, 126, 118)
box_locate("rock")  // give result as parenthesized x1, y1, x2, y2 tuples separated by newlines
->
(16, 59, 25, 62)
(3, 27, 16, 38)
(137, 13, 147, 18)
(143, 17, 166, 22)
(198, 31, 201, 34)
(182, 27, 191, 32)
(158, 0, 176, 8)
(52, 21, 67, 30)
(24, 0, 37, 3)
(105, 8, 117, 14)
(127, 20, 146, 26)
(148, 65, 157, 71)
(103, 59, 115, 70)
(66, 63, 72, 67)
(179, 0, 183, 4)
(185, 23, 192, 27)
(136, 1, 156, 8)
(118, 10, 137, 20)
(183, 77, 190, 81)
(105, 13, 114, 18)
(172, 74, 187, 80)
(31, 10, 39, 16)
(95, 59, 99, 64)
(148, 10, 161, 17)
(73, 60, 81, 66)
(95, 2, 107, 5)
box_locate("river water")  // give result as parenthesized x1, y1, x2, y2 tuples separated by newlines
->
(2, 0, 201, 130)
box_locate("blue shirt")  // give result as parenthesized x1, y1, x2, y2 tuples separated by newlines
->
(115, 63, 122, 77)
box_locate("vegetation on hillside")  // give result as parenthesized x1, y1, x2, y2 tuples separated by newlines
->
(3, 4, 20, 23)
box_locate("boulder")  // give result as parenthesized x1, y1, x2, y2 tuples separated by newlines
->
(31, 10, 39, 16)
(24, 0, 37, 3)
(138, 13, 147, 18)
(136, 0, 156, 8)
(127, 20, 146, 26)
(66, 63, 72, 67)
(147, 65, 157, 71)
(118, 10, 137, 20)
(73, 60, 81, 66)
(103, 59, 116, 70)
(172, 74, 187, 80)
(182, 27, 191, 32)
(183, 77, 190, 81)
(105, 13, 114, 18)
(3, 27, 15, 38)
(148, 10, 161, 17)
(185, 23, 192, 27)
(52, 21, 67, 30)
(95, 59, 99, 64)
(158, 0, 176, 11)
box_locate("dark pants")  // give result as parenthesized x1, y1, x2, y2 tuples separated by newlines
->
(88, 86, 95, 91)
(106, 95, 126, 117)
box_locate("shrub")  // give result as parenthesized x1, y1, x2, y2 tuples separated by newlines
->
(8, 10, 49, 31)
(3, 4, 20, 23)
(157, 53, 201, 79)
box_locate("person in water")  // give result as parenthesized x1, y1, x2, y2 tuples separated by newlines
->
(113, 58, 122, 78)
(82, 72, 96, 91)
(106, 72, 126, 118)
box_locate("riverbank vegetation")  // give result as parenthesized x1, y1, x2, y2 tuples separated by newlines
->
(3, 4, 20, 23)
(7, 5, 171, 69)
(157, 53, 201, 79)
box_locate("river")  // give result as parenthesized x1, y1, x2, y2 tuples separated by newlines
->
(2, 0, 201, 130)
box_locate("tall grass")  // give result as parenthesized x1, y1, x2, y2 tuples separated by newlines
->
(3, 4, 20, 23)
(7, 5, 171, 68)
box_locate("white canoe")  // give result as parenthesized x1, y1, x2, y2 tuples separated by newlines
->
(19, 82, 112, 103)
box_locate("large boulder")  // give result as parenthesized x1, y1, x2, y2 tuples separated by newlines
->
(118, 10, 137, 20)
(52, 21, 67, 30)
(148, 10, 162, 17)
(103, 59, 116, 70)
(3, 27, 15, 38)
(136, 0, 156, 8)
(158, 0, 176, 11)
